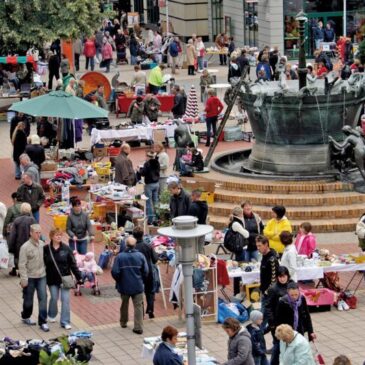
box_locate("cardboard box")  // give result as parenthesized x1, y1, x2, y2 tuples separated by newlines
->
(41, 160, 57, 171)
(93, 147, 107, 158)
(181, 177, 215, 193)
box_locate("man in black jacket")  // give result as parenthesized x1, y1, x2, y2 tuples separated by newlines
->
(168, 181, 191, 219)
(256, 235, 279, 330)
(188, 189, 208, 253)
(16, 173, 45, 223)
(139, 151, 160, 224)
(133, 226, 159, 318)
(171, 85, 185, 119)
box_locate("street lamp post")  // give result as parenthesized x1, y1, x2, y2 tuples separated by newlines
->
(296, 10, 308, 90)
(158, 216, 213, 365)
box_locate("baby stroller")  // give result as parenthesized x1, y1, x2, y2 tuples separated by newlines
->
(74, 250, 101, 296)
(117, 44, 128, 64)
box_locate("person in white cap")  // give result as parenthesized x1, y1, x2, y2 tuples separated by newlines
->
(25, 135, 45, 170)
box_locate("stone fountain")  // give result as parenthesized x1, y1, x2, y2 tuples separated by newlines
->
(213, 11, 365, 180)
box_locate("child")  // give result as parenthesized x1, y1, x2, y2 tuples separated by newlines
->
(80, 252, 98, 287)
(246, 310, 268, 365)
(295, 222, 317, 258)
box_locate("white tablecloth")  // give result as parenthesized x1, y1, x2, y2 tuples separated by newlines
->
(90, 125, 176, 146)
(228, 262, 365, 285)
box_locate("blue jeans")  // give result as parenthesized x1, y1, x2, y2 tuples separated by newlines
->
(245, 250, 259, 262)
(145, 182, 159, 224)
(85, 57, 95, 71)
(270, 338, 280, 365)
(255, 355, 269, 365)
(14, 161, 21, 178)
(197, 56, 204, 70)
(206, 116, 218, 145)
(33, 210, 40, 223)
(131, 55, 137, 65)
(22, 277, 47, 325)
(69, 239, 88, 255)
(81, 271, 95, 283)
(48, 285, 70, 326)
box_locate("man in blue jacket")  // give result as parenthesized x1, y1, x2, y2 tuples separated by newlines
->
(112, 236, 149, 334)
(169, 37, 180, 75)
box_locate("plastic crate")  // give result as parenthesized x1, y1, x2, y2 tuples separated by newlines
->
(93, 162, 111, 176)
(53, 215, 68, 231)
(107, 146, 121, 156)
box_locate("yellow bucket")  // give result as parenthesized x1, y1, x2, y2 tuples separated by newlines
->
(53, 215, 68, 231)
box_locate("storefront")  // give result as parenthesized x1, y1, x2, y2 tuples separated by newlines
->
(244, 0, 258, 47)
(284, 0, 365, 57)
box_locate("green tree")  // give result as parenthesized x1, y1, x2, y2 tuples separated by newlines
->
(0, 0, 106, 54)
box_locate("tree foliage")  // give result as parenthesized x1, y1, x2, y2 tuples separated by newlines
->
(0, 0, 105, 53)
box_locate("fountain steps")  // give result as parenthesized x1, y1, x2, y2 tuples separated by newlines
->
(208, 215, 358, 233)
(209, 201, 365, 220)
(213, 189, 365, 207)
(195, 172, 363, 232)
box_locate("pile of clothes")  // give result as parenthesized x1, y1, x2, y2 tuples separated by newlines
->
(0, 332, 94, 365)
(152, 235, 176, 266)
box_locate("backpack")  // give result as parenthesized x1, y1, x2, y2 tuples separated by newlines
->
(169, 41, 179, 57)
(223, 227, 247, 254)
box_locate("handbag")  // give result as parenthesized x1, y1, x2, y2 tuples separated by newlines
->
(49, 246, 74, 289)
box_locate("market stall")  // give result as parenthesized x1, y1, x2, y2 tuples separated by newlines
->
(142, 332, 218, 364)
(116, 94, 174, 117)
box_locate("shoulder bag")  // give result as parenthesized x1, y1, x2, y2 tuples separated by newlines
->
(49, 246, 74, 289)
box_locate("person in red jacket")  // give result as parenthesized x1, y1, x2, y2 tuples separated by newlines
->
(83, 37, 96, 71)
(204, 89, 224, 146)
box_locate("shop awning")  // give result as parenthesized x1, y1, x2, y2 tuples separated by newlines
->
(0, 55, 37, 70)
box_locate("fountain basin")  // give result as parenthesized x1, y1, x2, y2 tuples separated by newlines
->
(240, 79, 365, 174)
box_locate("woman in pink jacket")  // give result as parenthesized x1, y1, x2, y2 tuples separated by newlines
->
(101, 38, 113, 73)
(295, 222, 317, 258)
(83, 37, 96, 71)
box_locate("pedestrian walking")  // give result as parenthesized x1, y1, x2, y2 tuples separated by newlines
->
(84, 37, 96, 71)
(222, 317, 255, 365)
(18, 224, 49, 332)
(204, 89, 224, 147)
(111, 236, 149, 334)
(246, 310, 268, 365)
(101, 37, 113, 73)
(186, 39, 197, 75)
(132, 227, 159, 318)
(44, 228, 82, 330)
(12, 121, 27, 180)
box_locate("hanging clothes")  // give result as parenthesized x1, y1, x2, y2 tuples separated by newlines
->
(59, 119, 74, 149)
(74, 119, 83, 142)
(169, 264, 184, 309)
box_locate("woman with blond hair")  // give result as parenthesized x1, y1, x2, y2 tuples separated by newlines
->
(44, 228, 82, 329)
(275, 324, 315, 365)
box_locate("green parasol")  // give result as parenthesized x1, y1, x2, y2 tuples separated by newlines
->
(9, 90, 108, 119)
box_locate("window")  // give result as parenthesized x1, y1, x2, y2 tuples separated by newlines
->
(305, 0, 343, 12)
(211, 0, 223, 40)
(244, 0, 258, 46)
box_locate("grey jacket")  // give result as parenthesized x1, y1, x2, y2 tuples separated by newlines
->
(66, 209, 94, 240)
(23, 162, 40, 184)
(18, 238, 46, 285)
(224, 328, 255, 365)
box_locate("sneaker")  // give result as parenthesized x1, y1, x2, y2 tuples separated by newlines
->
(62, 324, 72, 330)
(48, 317, 56, 323)
(341, 300, 350, 311)
(337, 300, 343, 311)
(40, 324, 50, 332)
(22, 318, 36, 326)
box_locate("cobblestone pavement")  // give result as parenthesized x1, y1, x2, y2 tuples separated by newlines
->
(1, 57, 365, 364)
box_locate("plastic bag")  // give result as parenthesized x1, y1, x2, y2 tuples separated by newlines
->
(218, 298, 249, 323)
(0, 239, 9, 269)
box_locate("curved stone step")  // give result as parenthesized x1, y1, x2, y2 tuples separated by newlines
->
(214, 189, 365, 207)
(201, 173, 353, 194)
(208, 215, 358, 233)
(209, 201, 365, 220)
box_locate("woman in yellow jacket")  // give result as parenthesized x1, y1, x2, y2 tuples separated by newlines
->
(263, 206, 292, 254)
